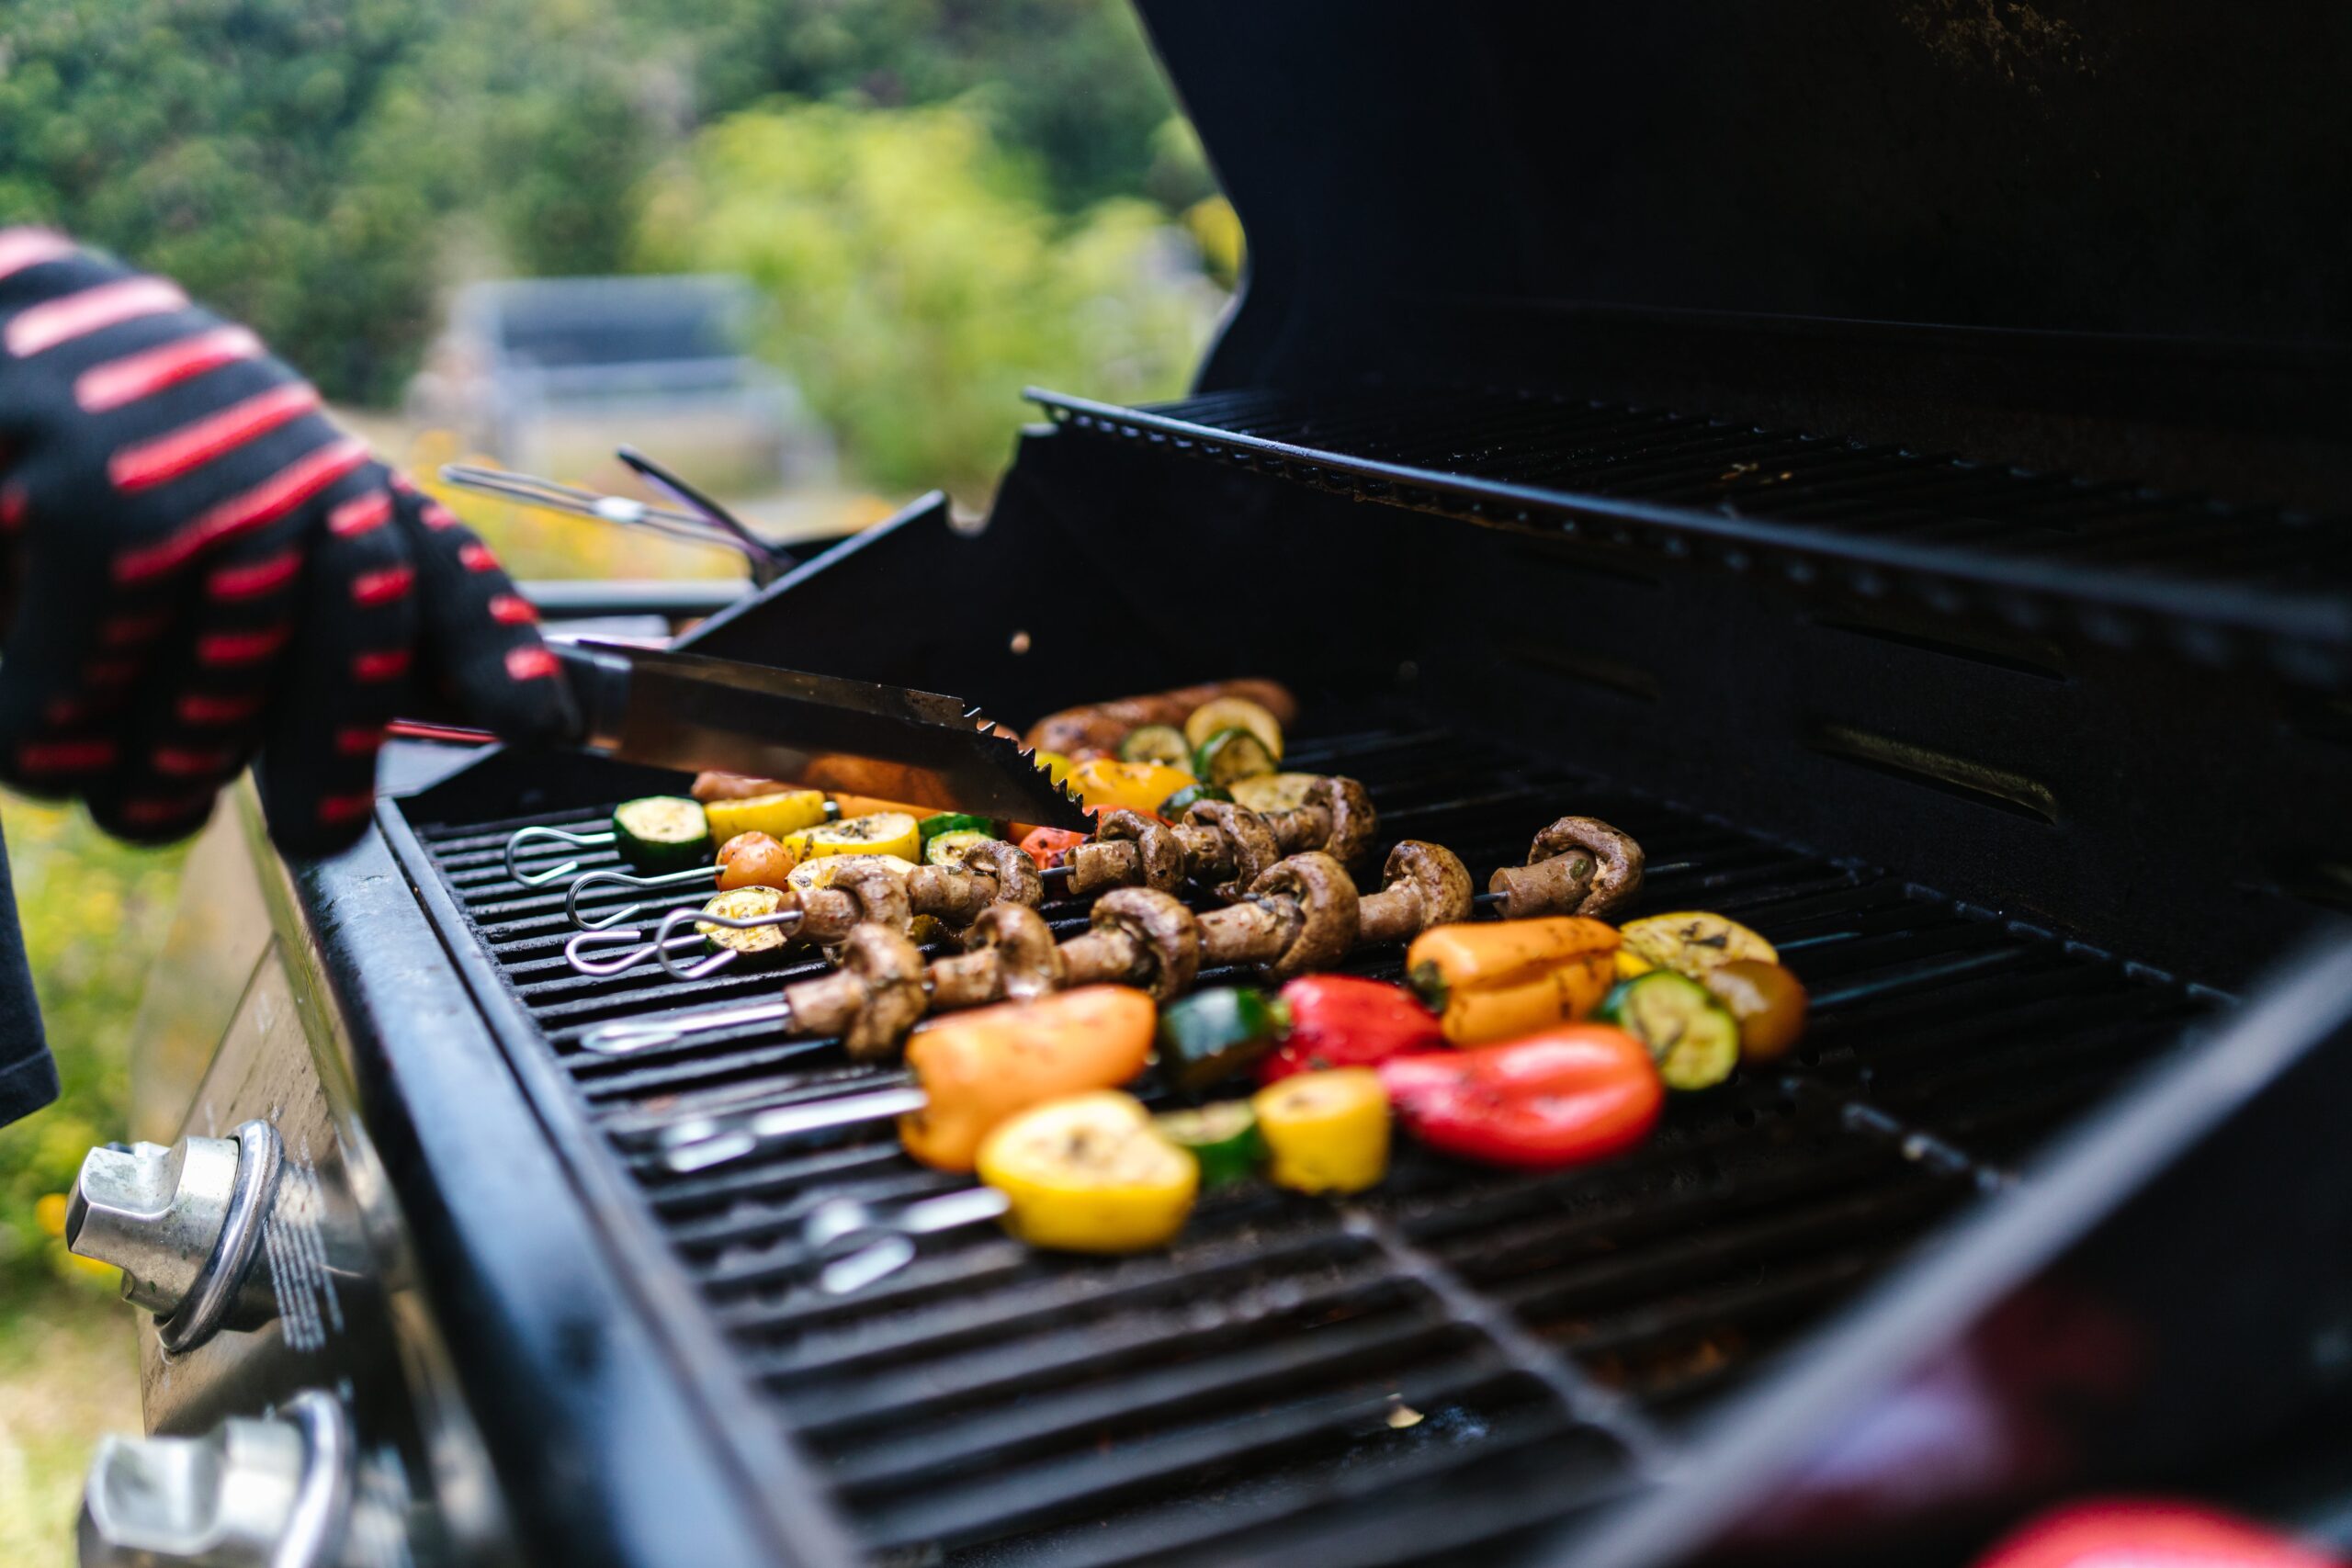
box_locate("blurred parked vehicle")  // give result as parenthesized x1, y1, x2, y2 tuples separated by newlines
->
(406, 274, 834, 494)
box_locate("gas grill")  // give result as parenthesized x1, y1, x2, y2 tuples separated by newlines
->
(65, 3, 2352, 1566)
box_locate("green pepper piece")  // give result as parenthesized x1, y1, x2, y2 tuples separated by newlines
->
(1155, 986, 1291, 1091)
(1158, 782, 1233, 818)
(1154, 1102, 1264, 1188)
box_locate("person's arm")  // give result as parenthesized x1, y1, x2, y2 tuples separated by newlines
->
(0, 229, 572, 852)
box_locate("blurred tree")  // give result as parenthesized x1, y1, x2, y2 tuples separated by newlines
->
(637, 97, 1216, 500)
(0, 0, 1204, 403)
(0, 0, 447, 402)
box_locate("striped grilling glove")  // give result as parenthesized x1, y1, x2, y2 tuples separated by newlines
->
(0, 230, 576, 853)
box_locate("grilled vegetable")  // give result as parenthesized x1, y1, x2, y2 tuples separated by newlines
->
(786, 852, 916, 897)
(715, 830, 799, 891)
(1156, 987, 1289, 1091)
(1618, 911, 1777, 978)
(1025, 680, 1300, 758)
(1018, 825, 1088, 869)
(1251, 1067, 1390, 1194)
(978, 1091, 1198, 1253)
(697, 886, 794, 955)
(825, 794, 932, 823)
(704, 788, 828, 843)
(1069, 757, 1199, 815)
(1599, 970, 1741, 1090)
(1182, 696, 1283, 760)
(899, 986, 1159, 1171)
(1158, 783, 1231, 817)
(1257, 975, 1445, 1084)
(785, 810, 922, 863)
(693, 771, 787, 803)
(1379, 1027, 1661, 1168)
(1702, 960, 1810, 1062)
(925, 829, 997, 867)
(1405, 917, 1621, 1046)
(611, 796, 712, 874)
(1154, 1102, 1263, 1188)
(1193, 727, 1278, 787)
(1228, 773, 1321, 814)
(1118, 724, 1193, 768)
(918, 812, 994, 843)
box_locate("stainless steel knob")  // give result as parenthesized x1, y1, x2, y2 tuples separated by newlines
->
(78, 1390, 353, 1568)
(65, 1121, 282, 1353)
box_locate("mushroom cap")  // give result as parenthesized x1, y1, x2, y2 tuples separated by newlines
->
(1096, 809, 1188, 893)
(1383, 840, 1474, 931)
(832, 860, 914, 930)
(962, 902, 1065, 1001)
(1184, 799, 1281, 901)
(958, 837, 1043, 908)
(1251, 852, 1363, 979)
(839, 922, 929, 1059)
(1091, 887, 1202, 999)
(1528, 815, 1645, 918)
(1312, 774, 1378, 865)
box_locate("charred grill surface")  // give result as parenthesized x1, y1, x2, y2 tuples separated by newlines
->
(401, 718, 2222, 1567)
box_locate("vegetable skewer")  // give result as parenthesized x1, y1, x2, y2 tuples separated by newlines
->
(591, 813, 1635, 1059)
(557, 780, 1389, 982)
(601, 837, 1484, 1065)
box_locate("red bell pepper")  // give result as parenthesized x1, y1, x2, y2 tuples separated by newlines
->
(1377, 1025, 1662, 1168)
(1258, 975, 1445, 1084)
(1017, 825, 1087, 869)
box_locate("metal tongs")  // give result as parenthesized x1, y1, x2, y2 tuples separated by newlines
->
(440, 446, 794, 586)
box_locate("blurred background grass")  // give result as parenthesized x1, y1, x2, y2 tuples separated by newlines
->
(0, 0, 1234, 1557)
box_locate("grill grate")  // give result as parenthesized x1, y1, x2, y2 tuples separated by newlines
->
(401, 716, 2222, 1566)
(1028, 384, 2352, 680)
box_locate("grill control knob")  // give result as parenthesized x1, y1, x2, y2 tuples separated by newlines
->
(65, 1120, 283, 1354)
(78, 1390, 356, 1568)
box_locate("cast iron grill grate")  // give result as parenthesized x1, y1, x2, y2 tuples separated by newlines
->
(1029, 385, 2352, 682)
(401, 718, 2222, 1566)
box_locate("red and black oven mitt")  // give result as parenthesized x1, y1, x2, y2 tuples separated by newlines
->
(0, 230, 575, 854)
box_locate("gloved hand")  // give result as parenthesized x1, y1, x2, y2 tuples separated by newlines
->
(0, 230, 575, 853)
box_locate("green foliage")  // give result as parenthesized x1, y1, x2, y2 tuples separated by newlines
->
(638, 98, 1216, 499)
(0, 802, 184, 1286)
(0, 0, 447, 402)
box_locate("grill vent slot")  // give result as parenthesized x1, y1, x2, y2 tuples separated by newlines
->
(1497, 637, 1661, 704)
(1805, 721, 2062, 826)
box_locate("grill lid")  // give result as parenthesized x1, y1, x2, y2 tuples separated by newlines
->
(1140, 0, 2352, 505)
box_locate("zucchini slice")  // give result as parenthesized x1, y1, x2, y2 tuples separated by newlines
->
(705, 788, 828, 843)
(1193, 727, 1279, 787)
(917, 812, 994, 844)
(924, 828, 997, 867)
(698, 886, 794, 956)
(611, 796, 713, 873)
(1117, 724, 1193, 768)
(1182, 696, 1283, 760)
(1227, 772, 1322, 814)
(785, 810, 922, 863)
(1599, 970, 1741, 1091)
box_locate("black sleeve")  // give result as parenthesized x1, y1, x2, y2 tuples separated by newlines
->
(0, 817, 55, 1127)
